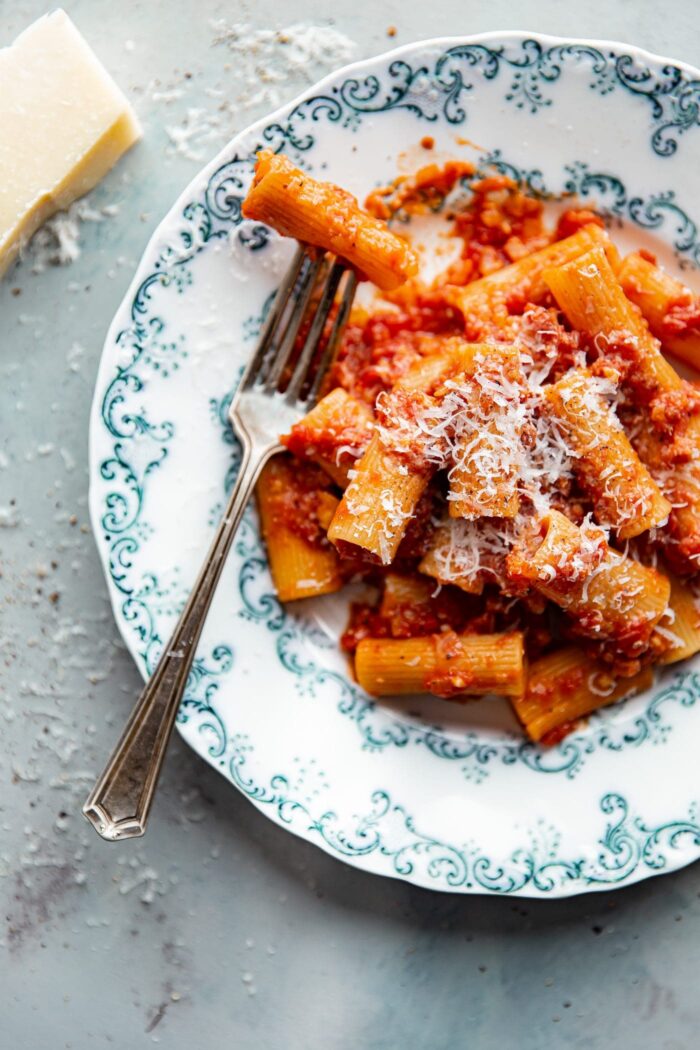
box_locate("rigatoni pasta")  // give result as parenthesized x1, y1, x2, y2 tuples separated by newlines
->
(512, 648, 654, 742)
(543, 245, 682, 401)
(355, 631, 526, 698)
(241, 153, 700, 744)
(446, 344, 524, 519)
(619, 251, 700, 371)
(543, 369, 671, 538)
(505, 510, 670, 655)
(657, 574, 700, 664)
(256, 456, 345, 602)
(447, 223, 618, 332)
(326, 341, 521, 560)
(242, 150, 419, 291)
(327, 432, 431, 563)
(283, 387, 373, 487)
(418, 517, 512, 595)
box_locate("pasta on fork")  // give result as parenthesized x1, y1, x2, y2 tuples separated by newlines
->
(242, 150, 419, 291)
(242, 150, 700, 744)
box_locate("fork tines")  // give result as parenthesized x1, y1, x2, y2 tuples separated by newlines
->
(242, 245, 358, 407)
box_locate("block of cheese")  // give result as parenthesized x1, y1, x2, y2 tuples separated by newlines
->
(0, 9, 142, 278)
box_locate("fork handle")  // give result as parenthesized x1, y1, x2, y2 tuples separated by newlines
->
(83, 438, 275, 840)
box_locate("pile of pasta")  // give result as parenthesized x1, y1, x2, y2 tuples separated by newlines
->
(243, 151, 700, 745)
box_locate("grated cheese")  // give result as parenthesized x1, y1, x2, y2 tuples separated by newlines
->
(587, 671, 617, 697)
(373, 346, 579, 517)
(25, 197, 118, 273)
(427, 517, 515, 590)
(162, 23, 356, 161)
(211, 22, 356, 90)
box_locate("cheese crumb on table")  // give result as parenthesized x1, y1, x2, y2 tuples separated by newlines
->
(0, 9, 141, 279)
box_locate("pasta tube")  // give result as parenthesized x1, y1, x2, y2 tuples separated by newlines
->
(619, 251, 700, 371)
(355, 630, 526, 698)
(543, 369, 671, 538)
(327, 433, 431, 563)
(283, 387, 373, 487)
(506, 510, 670, 655)
(378, 572, 468, 638)
(657, 573, 700, 664)
(447, 344, 524, 519)
(398, 338, 503, 393)
(448, 224, 618, 323)
(384, 341, 526, 519)
(256, 456, 344, 602)
(512, 647, 654, 742)
(326, 343, 484, 562)
(380, 572, 435, 613)
(543, 245, 683, 401)
(420, 522, 486, 594)
(242, 150, 419, 291)
(418, 518, 512, 595)
(316, 490, 340, 531)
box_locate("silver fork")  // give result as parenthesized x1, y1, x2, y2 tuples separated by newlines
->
(83, 246, 357, 841)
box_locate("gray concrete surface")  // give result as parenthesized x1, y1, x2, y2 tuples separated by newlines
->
(2, 1, 700, 1047)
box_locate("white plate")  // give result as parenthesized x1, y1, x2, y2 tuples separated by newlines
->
(90, 33, 700, 896)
